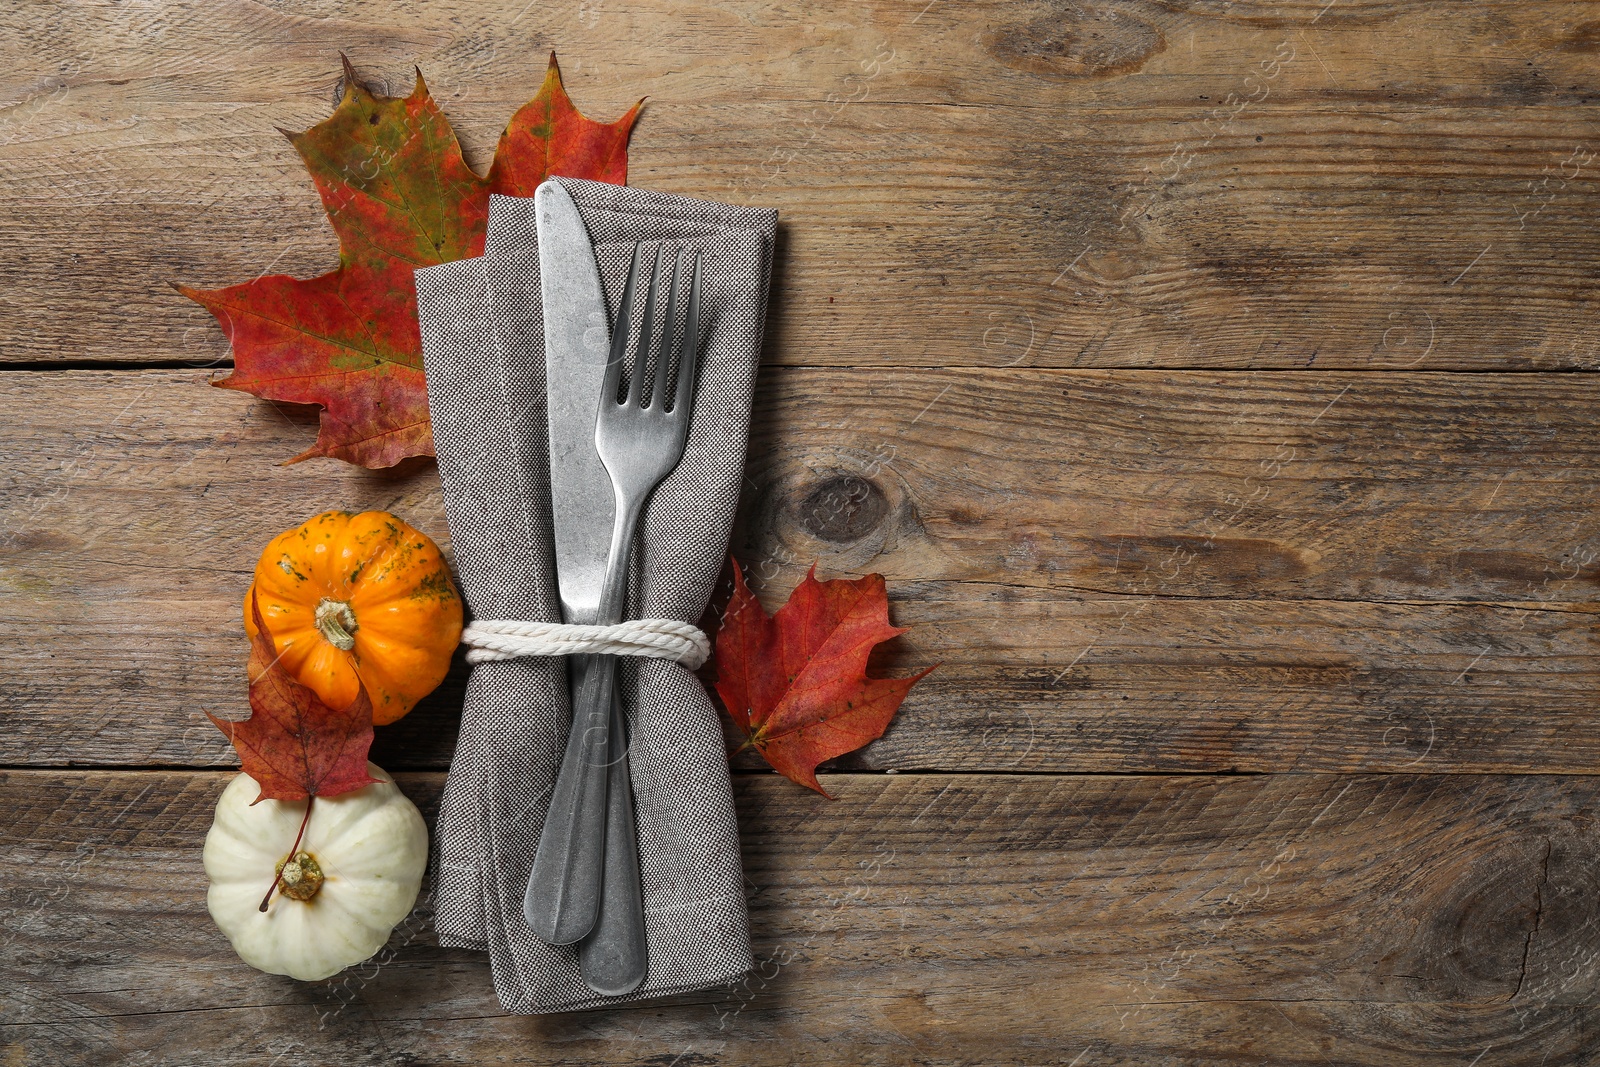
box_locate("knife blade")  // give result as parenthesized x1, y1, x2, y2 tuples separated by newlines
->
(536, 179, 614, 627)
(526, 178, 647, 992)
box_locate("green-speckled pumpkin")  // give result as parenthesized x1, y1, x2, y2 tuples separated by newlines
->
(245, 510, 462, 725)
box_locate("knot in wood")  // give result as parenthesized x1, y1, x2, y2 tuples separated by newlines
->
(795, 474, 889, 544)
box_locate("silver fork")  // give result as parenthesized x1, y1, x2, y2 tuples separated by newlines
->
(526, 244, 703, 978)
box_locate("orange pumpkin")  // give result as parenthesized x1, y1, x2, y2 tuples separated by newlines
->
(245, 511, 463, 725)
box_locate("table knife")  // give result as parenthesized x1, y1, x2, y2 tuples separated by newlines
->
(527, 177, 647, 993)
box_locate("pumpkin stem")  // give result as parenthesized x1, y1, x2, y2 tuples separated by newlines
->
(314, 598, 359, 651)
(275, 851, 324, 902)
(260, 795, 315, 912)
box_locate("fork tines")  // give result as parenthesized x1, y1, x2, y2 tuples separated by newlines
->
(603, 243, 703, 416)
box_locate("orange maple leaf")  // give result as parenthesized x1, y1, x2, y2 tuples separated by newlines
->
(177, 53, 642, 468)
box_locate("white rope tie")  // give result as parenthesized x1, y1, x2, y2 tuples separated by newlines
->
(461, 618, 711, 670)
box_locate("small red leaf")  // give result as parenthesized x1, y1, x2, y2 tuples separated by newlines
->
(711, 562, 935, 797)
(208, 592, 378, 803)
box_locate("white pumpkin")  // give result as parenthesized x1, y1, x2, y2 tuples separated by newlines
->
(203, 762, 428, 981)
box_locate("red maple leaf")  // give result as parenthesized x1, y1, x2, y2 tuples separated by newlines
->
(712, 561, 935, 797)
(208, 592, 378, 803)
(177, 54, 642, 468)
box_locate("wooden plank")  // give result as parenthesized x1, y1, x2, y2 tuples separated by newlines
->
(7, 588, 1599, 774)
(4, 769, 1598, 1065)
(3, 1, 1600, 370)
(2, 368, 1597, 772)
(6, 368, 1597, 606)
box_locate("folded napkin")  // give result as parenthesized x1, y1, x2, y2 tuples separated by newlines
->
(414, 177, 778, 1013)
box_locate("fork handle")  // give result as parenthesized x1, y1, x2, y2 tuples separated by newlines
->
(591, 485, 639, 628)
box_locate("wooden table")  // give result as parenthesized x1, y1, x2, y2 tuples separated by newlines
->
(5, 1, 1599, 1063)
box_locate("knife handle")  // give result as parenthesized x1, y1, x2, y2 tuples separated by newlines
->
(525, 653, 613, 945)
(579, 684, 648, 995)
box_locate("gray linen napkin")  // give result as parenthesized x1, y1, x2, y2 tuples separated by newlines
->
(414, 177, 777, 1013)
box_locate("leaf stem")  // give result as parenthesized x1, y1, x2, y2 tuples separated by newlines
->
(259, 795, 315, 913)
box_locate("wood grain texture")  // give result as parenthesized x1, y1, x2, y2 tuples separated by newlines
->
(5, 769, 1599, 1066)
(3, 0, 1600, 369)
(1, 368, 1596, 772)
(5, 1, 1600, 1059)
